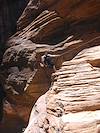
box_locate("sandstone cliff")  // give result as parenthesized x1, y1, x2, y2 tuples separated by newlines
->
(25, 44, 100, 133)
(0, 0, 100, 133)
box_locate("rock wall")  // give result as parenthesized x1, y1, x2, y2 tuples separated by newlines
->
(0, 0, 100, 133)
(25, 45, 100, 133)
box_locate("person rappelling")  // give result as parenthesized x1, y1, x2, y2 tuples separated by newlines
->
(40, 52, 59, 71)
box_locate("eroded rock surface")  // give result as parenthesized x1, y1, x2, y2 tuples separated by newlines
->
(24, 45, 100, 133)
(0, 0, 100, 133)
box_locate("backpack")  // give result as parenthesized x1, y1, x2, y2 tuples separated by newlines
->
(44, 55, 54, 68)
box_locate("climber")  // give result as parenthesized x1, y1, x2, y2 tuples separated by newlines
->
(0, 83, 6, 123)
(40, 52, 59, 71)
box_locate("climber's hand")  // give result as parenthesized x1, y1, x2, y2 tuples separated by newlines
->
(40, 63, 44, 67)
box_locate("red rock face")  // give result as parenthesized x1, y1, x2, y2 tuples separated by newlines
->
(0, 0, 100, 133)
(17, 0, 100, 30)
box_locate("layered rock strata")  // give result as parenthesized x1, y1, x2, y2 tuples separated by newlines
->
(0, 0, 100, 133)
(24, 45, 100, 133)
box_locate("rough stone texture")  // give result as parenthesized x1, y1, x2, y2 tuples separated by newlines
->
(8, 10, 66, 46)
(0, 0, 100, 133)
(17, 0, 100, 30)
(24, 45, 100, 133)
(8, 0, 100, 46)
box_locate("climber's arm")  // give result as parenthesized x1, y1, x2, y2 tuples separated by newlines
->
(40, 55, 45, 67)
(48, 54, 60, 57)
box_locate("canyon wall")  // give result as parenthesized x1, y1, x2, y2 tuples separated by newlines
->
(0, 0, 100, 133)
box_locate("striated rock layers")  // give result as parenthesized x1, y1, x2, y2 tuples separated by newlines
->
(25, 45, 100, 133)
(0, 0, 100, 133)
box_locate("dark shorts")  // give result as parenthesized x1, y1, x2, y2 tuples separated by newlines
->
(47, 63, 54, 69)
